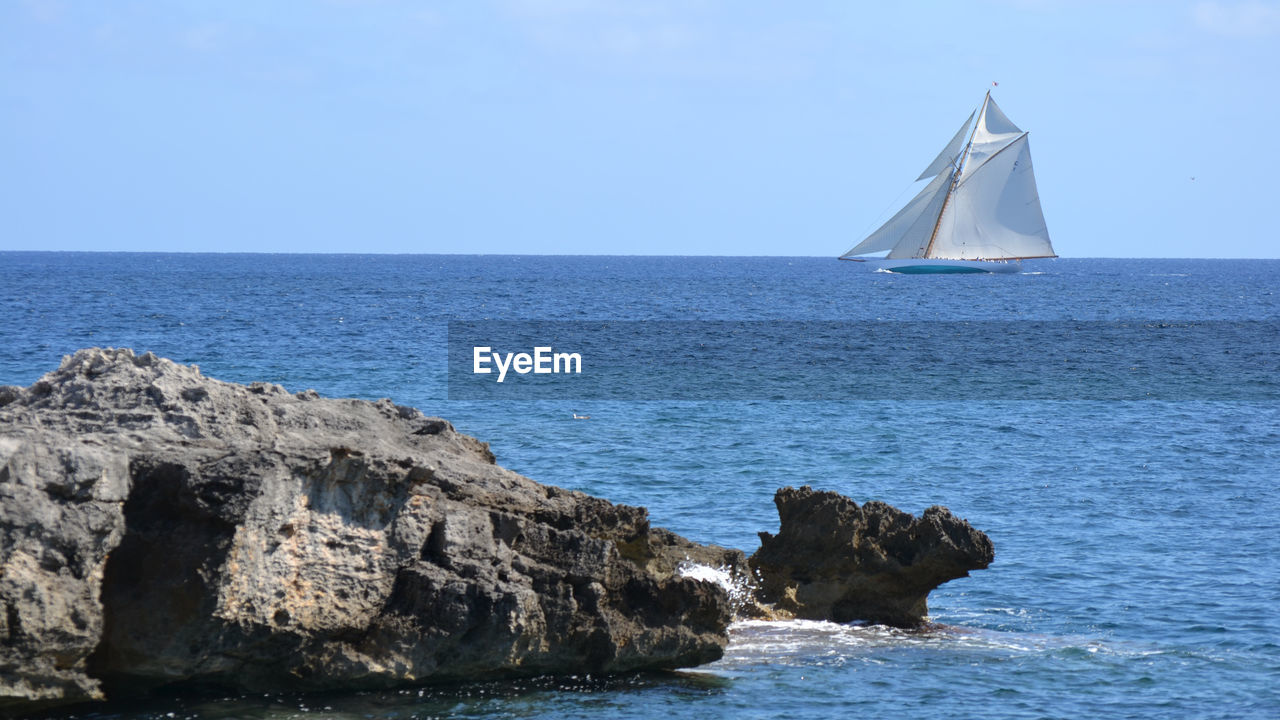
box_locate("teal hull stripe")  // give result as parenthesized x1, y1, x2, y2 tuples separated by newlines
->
(887, 265, 990, 274)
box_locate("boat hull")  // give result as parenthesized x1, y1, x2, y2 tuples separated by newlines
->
(872, 258, 1022, 274)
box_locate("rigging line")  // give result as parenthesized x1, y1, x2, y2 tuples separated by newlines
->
(854, 179, 919, 240)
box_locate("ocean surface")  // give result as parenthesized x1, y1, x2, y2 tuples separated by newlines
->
(2, 253, 1277, 719)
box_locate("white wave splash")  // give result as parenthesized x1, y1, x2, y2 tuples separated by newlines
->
(696, 618, 1145, 673)
(676, 561, 755, 611)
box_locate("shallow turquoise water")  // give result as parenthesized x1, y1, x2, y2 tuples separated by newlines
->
(3, 253, 1277, 719)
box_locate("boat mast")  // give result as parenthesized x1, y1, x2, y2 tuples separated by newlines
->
(922, 91, 989, 259)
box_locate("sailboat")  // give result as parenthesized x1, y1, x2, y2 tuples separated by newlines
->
(840, 93, 1056, 274)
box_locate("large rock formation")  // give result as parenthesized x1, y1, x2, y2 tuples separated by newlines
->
(0, 349, 742, 712)
(749, 486, 994, 627)
(0, 349, 995, 715)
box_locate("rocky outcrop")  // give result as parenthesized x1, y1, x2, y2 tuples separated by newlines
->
(748, 486, 994, 627)
(0, 349, 995, 714)
(0, 349, 741, 712)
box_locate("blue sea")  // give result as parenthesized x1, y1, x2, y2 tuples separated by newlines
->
(2, 253, 1278, 719)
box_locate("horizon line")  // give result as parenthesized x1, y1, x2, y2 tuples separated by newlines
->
(2, 250, 1278, 261)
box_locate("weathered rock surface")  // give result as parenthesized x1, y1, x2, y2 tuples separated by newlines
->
(748, 486, 994, 627)
(0, 349, 742, 712)
(0, 349, 995, 714)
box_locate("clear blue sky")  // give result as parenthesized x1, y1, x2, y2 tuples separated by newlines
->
(3, 1, 1277, 257)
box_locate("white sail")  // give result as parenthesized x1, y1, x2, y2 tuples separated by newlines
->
(928, 134, 1054, 259)
(842, 92, 1056, 269)
(842, 169, 953, 258)
(916, 111, 974, 181)
(963, 95, 1023, 174)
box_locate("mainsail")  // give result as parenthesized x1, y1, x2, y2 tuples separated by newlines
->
(841, 93, 1055, 262)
